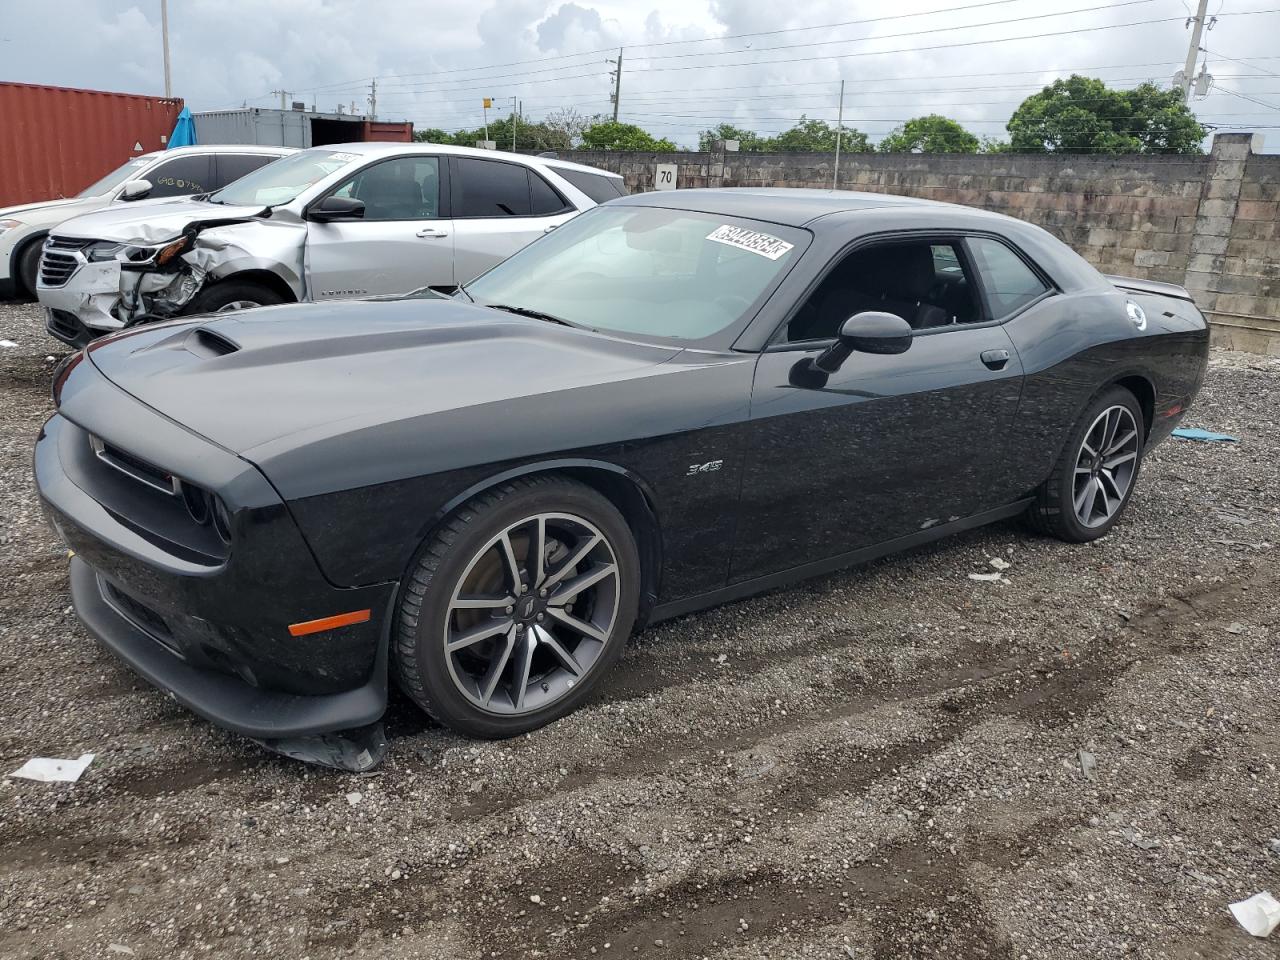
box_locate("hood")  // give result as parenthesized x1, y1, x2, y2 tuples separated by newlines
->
(49, 197, 270, 244)
(87, 298, 683, 457)
(0, 196, 108, 227)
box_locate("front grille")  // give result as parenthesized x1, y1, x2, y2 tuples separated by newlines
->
(40, 237, 90, 288)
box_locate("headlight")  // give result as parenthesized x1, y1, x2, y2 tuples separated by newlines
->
(0, 219, 22, 239)
(85, 241, 126, 262)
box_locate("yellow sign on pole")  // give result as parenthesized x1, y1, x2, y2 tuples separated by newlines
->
(482, 97, 492, 109)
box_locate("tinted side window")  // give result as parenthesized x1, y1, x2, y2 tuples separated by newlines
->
(453, 158, 532, 217)
(555, 168, 626, 203)
(529, 171, 570, 215)
(782, 240, 981, 342)
(967, 237, 1050, 318)
(145, 156, 212, 198)
(215, 154, 278, 189)
(330, 156, 440, 221)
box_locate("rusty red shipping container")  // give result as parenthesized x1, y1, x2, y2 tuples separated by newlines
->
(359, 120, 414, 143)
(0, 82, 183, 207)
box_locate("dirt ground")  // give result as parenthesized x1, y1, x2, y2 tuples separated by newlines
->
(1, 300, 1277, 960)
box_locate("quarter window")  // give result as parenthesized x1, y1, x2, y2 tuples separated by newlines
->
(967, 237, 1049, 318)
(145, 156, 212, 198)
(453, 158, 532, 217)
(555, 168, 626, 202)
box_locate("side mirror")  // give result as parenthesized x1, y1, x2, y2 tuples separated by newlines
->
(812, 311, 913, 374)
(309, 196, 366, 222)
(119, 179, 153, 201)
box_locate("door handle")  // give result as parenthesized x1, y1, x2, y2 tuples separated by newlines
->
(416, 229, 449, 239)
(543, 224, 558, 234)
(980, 348, 1010, 370)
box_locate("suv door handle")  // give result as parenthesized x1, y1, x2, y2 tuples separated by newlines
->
(980, 348, 1011, 370)
(416, 229, 449, 239)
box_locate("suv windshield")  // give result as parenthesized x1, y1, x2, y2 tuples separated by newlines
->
(208, 149, 361, 207)
(465, 206, 805, 341)
(77, 157, 154, 198)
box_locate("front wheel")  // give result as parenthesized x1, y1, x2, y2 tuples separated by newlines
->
(17, 237, 44, 298)
(393, 475, 640, 738)
(185, 278, 284, 315)
(1027, 386, 1145, 542)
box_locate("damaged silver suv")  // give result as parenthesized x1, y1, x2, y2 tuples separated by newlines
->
(38, 142, 625, 346)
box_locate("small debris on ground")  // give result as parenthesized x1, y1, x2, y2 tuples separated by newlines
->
(1229, 891, 1280, 938)
(7, 753, 95, 783)
(1171, 427, 1239, 442)
(1078, 749, 1096, 780)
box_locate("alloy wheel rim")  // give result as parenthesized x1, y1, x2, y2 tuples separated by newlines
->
(442, 512, 620, 715)
(1073, 405, 1139, 528)
(215, 300, 263, 312)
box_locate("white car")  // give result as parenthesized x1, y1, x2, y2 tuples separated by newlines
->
(0, 145, 292, 301)
(38, 143, 627, 346)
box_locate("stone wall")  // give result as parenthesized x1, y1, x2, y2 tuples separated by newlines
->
(558, 134, 1279, 353)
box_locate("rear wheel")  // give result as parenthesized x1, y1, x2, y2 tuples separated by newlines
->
(1027, 386, 1144, 542)
(186, 278, 284, 315)
(393, 475, 640, 738)
(17, 237, 44, 298)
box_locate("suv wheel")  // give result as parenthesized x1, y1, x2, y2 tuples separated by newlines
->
(187, 279, 284, 315)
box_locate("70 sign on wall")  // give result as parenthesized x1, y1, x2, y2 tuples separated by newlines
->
(654, 163, 678, 191)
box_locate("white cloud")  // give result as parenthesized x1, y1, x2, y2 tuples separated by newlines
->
(2, 0, 1277, 148)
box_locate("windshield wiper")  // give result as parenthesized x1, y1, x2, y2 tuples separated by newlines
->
(486, 304, 576, 327)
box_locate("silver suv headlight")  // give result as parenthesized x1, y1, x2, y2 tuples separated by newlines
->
(85, 240, 127, 262)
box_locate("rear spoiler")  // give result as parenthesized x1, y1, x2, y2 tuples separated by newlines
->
(1105, 274, 1195, 303)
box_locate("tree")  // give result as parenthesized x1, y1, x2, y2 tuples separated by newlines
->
(697, 123, 770, 152)
(413, 128, 453, 144)
(580, 121, 677, 151)
(542, 107, 591, 150)
(769, 116, 870, 153)
(879, 115, 979, 153)
(1006, 76, 1206, 154)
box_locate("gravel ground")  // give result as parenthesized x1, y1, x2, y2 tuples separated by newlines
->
(1, 298, 1278, 960)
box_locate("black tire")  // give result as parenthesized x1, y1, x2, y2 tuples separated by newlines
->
(393, 475, 640, 738)
(185, 278, 284, 315)
(1026, 385, 1145, 543)
(17, 237, 44, 298)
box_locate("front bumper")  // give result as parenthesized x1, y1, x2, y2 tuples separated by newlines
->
(35, 362, 398, 738)
(37, 259, 126, 334)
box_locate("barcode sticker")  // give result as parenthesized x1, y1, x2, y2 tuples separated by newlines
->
(705, 224, 794, 260)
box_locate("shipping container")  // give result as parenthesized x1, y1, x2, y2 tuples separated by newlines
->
(0, 82, 183, 207)
(192, 108, 413, 149)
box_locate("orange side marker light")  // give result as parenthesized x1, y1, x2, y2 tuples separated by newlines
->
(288, 609, 372, 637)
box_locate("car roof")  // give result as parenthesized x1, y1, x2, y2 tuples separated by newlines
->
(309, 141, 623, 179)
(609, 187, 1011, 228)
(140, 145, 295, 160)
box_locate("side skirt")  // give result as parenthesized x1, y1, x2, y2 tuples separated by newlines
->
(647, 499, 1032, 624)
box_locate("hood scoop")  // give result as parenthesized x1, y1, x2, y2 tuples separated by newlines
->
(185, 327, 240, 358)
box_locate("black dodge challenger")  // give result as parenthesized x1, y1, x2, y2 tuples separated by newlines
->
(35, 189, 1209, 743)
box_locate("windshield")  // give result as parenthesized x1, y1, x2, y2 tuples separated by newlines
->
(465, 206, 806, 341)
(207, 148, 361, 207)
(77, 157, 153, 198)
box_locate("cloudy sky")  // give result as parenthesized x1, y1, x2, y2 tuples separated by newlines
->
(3, 0, 1279, 149)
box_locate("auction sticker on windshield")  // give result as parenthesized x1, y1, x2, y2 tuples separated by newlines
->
(705, 224, 794, 260)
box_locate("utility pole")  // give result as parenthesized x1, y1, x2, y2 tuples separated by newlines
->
(270, 89, 290, 110)
(608, 48, 623, 122)
(511, 96, 519, 152)
(1179, 0, 1213, 99)
(832, 79, 845, 191)
(160, 0, 172, 97)
(368, 79, 377, 120)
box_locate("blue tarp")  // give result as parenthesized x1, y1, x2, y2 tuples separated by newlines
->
(1171, 427, 1239, 443)
(167, 106, 197, 149)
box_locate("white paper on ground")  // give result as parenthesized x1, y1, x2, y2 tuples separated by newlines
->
(7, 753, 95, 783)
(1229, 891, 1280, 938)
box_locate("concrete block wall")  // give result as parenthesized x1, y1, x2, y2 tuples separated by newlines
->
(560, 134, 1279, 353)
